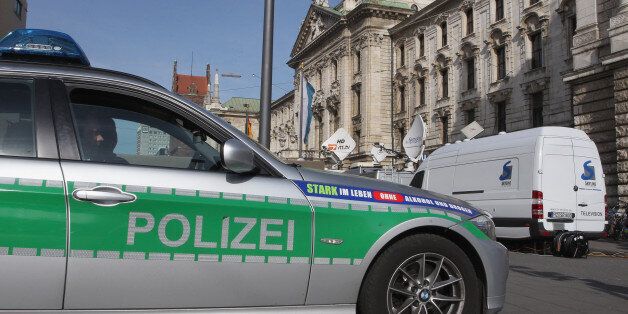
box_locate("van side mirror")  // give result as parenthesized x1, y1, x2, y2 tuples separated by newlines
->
(221, 139, 256, 174)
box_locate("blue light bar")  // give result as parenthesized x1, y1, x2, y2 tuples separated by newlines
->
(0, 29, 90, 66)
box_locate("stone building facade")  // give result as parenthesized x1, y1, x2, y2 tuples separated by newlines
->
(277, 0, 628, 203)
(270, 91, 301, 160)
(389, 0, 573, 152)
(562, 0, 628, 204)
(287, 0, 430, 166)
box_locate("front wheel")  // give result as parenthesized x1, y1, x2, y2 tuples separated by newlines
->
(358, 234, 483, 314)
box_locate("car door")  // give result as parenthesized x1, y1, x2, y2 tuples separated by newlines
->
(0, 78, 66, 309)
(51, 82, 313, 309)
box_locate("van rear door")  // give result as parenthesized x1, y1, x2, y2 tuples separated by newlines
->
(572, 139, 606, 233)
(541, 138, 578, 232)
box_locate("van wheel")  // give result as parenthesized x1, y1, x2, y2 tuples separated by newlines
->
(358, 234, 482, 314)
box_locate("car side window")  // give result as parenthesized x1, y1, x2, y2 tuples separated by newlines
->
(69, 88, 223, 171)
(0, 79, 35, 158)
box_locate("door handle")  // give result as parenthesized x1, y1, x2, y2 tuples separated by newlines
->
(73, 186, 136, 206)
(578, 203, 588, 207)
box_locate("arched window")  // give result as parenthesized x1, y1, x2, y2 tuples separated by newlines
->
(489, 29, 509, 81)
(332, 59, 338, 81)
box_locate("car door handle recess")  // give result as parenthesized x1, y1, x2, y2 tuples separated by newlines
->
(578, 203, 588, 207)
(73, 186, 136, 206)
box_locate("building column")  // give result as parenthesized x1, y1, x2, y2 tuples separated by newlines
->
(571, 0, 601, 70)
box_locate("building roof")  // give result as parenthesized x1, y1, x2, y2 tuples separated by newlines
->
(222, 97, 260, 113)
(173, 74, 208, 96)
(271, 90, 295, 109)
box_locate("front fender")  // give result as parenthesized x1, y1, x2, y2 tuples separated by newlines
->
(306, 216, 459, 305)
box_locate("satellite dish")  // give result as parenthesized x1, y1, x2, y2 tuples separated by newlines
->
(461, 121, 484, 139)
(371, 145, 388, 164)
(403, 117, 427, 162)
(322, 128, 356, 162)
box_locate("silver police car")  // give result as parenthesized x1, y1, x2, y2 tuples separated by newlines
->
(0, 29, 507, 313)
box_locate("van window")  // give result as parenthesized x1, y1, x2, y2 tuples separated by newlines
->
(0, 80, 35, 157)
(410, 171, 425, 189)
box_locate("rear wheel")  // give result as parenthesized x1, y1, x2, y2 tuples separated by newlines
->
(358, 234, 483, 314)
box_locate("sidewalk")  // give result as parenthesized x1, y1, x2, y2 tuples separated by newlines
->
(588, 239, 627, 257)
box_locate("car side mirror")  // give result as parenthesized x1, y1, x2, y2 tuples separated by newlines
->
(221, 139, 257, 174)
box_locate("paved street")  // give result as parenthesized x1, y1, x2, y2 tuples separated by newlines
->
(503, 252, 628, 313)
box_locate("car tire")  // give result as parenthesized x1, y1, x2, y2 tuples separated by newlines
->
(358, 233, 483, 314)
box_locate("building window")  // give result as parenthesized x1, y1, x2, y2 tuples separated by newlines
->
(441, 68, 449, 98)
(14, 0, 23, 18)
(496, 46, 506, 80)
(530, 32, 543, 69)
(332, 59, 338, 81)
(466, 8, 474, 35)
(532, 92, 543, 127)
(441, 22, 448, 47)
(399, 44, 405, 67)
(398, 85, 406, 112)
(418, 34, 425, 57)
(441, 116, 449, 143)
(354, 50, 361, 74)
(496, 101, 507, 132)
(418, 78, 425, 106)
(563, 1, 577, 55)
(353, 86, 361, 116)
(466, 57, 475, 90)
(465, 108, 476, 125)
(495, 0, 504, 21)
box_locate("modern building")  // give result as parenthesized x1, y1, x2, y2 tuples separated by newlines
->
(278, 0, 628, 204)
(0, 0, 27, 37)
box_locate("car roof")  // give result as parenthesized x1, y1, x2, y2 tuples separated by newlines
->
(0, 60, 166, 91)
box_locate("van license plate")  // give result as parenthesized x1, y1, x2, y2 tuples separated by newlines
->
(549, 212, 573, 219)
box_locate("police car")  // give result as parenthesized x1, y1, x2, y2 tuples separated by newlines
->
(0, 29, 508, 313)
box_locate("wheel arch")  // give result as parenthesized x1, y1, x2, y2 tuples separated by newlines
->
(356, 219, 487, 307)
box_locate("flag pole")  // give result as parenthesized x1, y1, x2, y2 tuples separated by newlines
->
(298, 70, 304, 160)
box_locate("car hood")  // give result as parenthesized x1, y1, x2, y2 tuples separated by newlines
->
(294, 167, 481, 219)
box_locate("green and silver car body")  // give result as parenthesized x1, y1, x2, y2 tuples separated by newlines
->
(0, 60, 507, 313)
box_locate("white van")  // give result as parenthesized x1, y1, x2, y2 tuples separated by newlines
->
(412, 127, 607, 239)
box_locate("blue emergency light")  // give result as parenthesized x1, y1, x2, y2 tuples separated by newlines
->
(0, 29, 90, 66)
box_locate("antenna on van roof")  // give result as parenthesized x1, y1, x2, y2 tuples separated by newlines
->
(461, 121, 484, 139)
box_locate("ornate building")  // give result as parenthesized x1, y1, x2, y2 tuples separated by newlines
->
(274, 0, 628, 203)
(561, 0, 628, 204)
(286, 0, 429, 166)
(389, 0, 572, 153)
